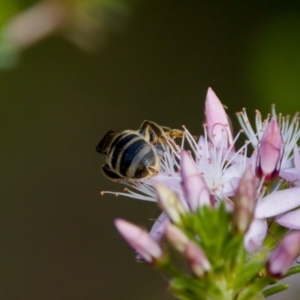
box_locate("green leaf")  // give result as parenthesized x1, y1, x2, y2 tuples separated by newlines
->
(263, 283, 289, 297)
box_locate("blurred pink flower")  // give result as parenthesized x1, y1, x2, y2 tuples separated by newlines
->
(115, 218, 164, 264)
(267, 231, 300, 278)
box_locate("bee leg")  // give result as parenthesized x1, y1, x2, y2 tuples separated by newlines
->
(139, 120, 169, 144)
(161, 127, 185, 139)
(162, 126, 198, 141)
(102, 164, 124, 181)
(140, 120, 186, 141)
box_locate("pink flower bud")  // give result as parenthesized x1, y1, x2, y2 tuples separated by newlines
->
(164, 223, 189, 252)
(115, 219, 164, 264)
(155, 183, 186, 224)
(185, 242, 211, 278)
(180, 150, 211, 210)
(165, 224, 211, 278)
(267, 231, 300, 278)
(244, 219, 267, 252)
(256, 118, 284, 181)
(205, 87, 233, 149)
(232, 166, 256, 234)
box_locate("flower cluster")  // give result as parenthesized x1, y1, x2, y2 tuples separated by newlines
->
(105, 88, 300, 299)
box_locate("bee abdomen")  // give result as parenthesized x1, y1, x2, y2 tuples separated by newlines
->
(110, 133, 136, 169)
(119, 139, 156, 178)
(132, 146, 157, 178)
(124, 142, 156, 178)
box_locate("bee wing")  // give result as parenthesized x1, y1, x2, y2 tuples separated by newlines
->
(96, 130, 120, 154)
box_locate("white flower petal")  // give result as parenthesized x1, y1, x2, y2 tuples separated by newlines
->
(149, 212, 169, 241)
(244, 218, 267, 252)
(255, 187, 300, 219)
(276, 209, 300, 230)
(280, 168, 300, 183)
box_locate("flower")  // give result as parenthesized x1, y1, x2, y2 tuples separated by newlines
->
(102, 88, 300, 299)
(237, 105, 300, 185)
(205, 87, 233, 148)
(232, 166, 256, 234)
(114, 218, 165, 264)
(180, 150, 211, 210)
(255, 118, 284, 181)
(267, 231, 300, 278)
(184, 241, 211, 278)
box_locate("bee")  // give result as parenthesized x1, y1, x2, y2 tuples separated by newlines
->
(96, 120, 183, 182)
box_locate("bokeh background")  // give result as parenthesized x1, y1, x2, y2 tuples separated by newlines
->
(1, 0, 300, 299)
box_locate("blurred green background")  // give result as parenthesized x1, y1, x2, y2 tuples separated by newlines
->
(0, 0, 300, 299)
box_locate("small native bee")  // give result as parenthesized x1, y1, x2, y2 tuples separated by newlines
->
(96, 120, 183, 182)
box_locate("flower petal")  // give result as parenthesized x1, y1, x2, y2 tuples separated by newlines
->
(294, 145, 300, 169)
(255, 187, 300, 219)
(155, 183, 186, 224)
(277, 209, 300, 230)
(232, 166, 256, 234)
(149, 212, 170, 241)
(165, 223, 189, 252)
(180, 150, 211, 210)
(255, 118, 284, 181)
(244, 218, 267, 252)
(115, 219, 163, 263)
(204, 87, 233, 148)
(267, 231, 300, 278)
(185, 241, 211, 278)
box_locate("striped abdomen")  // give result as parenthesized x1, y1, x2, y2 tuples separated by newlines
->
(108, 132, 158, 179)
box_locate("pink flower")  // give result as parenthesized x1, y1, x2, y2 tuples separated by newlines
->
(165, 224, 211, 278)
(165, 223, 190, 252)
(185, 241, 211, 278)
(267, 231, 300, 278)
(237, 107, 300, 185)
(255, 118, 284, 181)
(205, 87, 233, 149)
(180, 150, 211, 210)
(115, 219, 164, 264)
(232, 166, 256, 234)
(244, 219, 268, 252)
(105, 89, 300, 259)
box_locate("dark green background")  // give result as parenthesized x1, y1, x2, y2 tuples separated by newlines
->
(1, 0, 300, 299)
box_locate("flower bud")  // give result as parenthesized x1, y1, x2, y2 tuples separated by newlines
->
(232, 166, 256, 234)
(256, 118, 284, 181)
(115, 219, 164, 264)
(185, 241, 211, 278)
(244, 219, 267, 252)
(180, 150, 211, 210)
(205, 87, 233, 148)
(155, 183, 186, 224)
(164, 223, 189, 252)
(267, 231, 300, 278)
